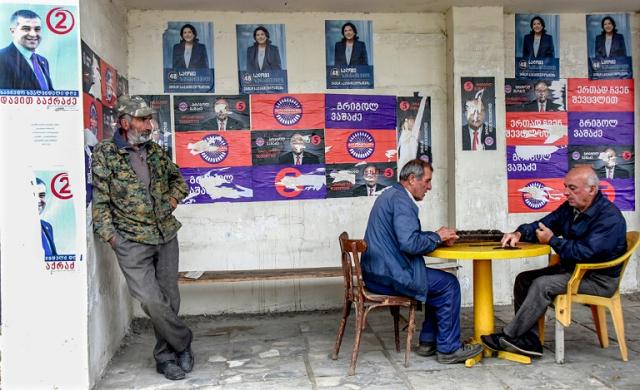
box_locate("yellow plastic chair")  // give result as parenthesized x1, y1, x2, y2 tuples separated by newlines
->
(539, 231, 640, 363)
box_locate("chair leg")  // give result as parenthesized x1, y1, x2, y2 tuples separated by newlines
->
(591, 304, 609, 348)
(390, 306, 400, 353)
(332, 301, 352, 360)
(555, 319, 565, 364)
(608, 296, 628, 361)
(538, 313, 546, 345)
(405, 304, 416, 368)
(349, 304, 366, 376)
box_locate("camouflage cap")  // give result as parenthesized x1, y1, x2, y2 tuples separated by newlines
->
(114, 95, 156, 118)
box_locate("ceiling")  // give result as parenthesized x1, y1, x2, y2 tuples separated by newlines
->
(125, 0, 640, 14)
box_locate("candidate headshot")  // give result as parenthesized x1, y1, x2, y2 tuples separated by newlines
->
(595, 16, 627, 58)
(522, 16, 555, 59)
(353, 165, 387, 197)
(462, 96, 496, 151)
(277, 133, 320, 165)
(200, 97, 246, 131)
(334, 22, 369, 67)
(0, 9, 53, 90)
(246, 26, 282, 71)
(172, 23, 209, 69)
(522, 81, 561, 112)
(596, 147, 630, 179)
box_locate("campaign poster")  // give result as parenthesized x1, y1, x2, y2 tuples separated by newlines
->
(101, 104, 117, 140)
(251, 93, 324, 130)
(32, 170, 77, 270)
(116, 72, 128, 97)
(508, 178, 566, 213)
(396, 96, 431, 171)
(325, 94, 396, 129)
(514, 14, 560, 80)
(181, 167, 253, 204)
(100, 58, 116, 107)
(82, 93, 102, 140)
(174, 95, 250, 132)
(507, 145, 568, 179)
(0, 3, 80, 97)
(566, 78, 634, 112)
(325, 129, 398, 164)
(505, 79, 566, 112)
(251, 129, 325, 166)
(175, 131, 251, 168)
(162, 21, 214, 93)
(568, 111, 634, 146)
(326, 162, 396, 199)
(140, 95, 173, 158)
(251, 165, 326, 202)
(81, 40, 98, 96)
(461, 77, 496, 151)
(325, 20, 373, 89)
(586, 14, 632, 80)
(236, 24, 287, 94)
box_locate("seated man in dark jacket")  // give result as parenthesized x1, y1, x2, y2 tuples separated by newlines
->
(482, 166, 627, 357)
(361, 159, 482, 364)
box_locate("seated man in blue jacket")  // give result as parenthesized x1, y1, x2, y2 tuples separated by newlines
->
(482, 166, 627, 357)
(361, 159, 483, 364)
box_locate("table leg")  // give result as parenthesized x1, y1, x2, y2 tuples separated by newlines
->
(464, 259, 494, 367)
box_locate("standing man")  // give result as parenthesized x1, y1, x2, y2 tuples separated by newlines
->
(361, 159, 483, 364)
(200, 98, 245, 130)
(462, 97, 496, 151)
(92, 95, 193, 381)
(278, 133, 320, 165)
(482, 167, 627, 357)
(522, 81, 561, 112)
(0, 10, 53, 90)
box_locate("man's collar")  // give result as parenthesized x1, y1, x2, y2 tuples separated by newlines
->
(13, 42, 35, 60)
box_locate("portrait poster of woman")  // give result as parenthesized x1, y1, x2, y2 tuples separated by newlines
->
(586, 14, 632, 80)
(162, 21, 214, 93)
(236, 24, 288, 95)
(514, 14, 559, 80)
(325, 20, 374, 89)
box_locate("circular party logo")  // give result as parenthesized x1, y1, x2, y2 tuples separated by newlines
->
(273, 96, 303, 126)
(178, 102, 189, 112)
(275, 167, 303, 198)
(346, 131, 375, 160)
(571, 151, 581, 160)
(255, 137, 265, 147)
(198, 135, 229, 164)
(522, 181, 549, 210)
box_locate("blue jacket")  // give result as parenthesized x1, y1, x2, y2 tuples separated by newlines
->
(0, 43, 53, 90)
(516, 191, 627, 277)
(595, 33, 627, 58)
(246, 44, 282, 71)
(522, 33, 555, 58)
(172, 41, 209, 68)
(361, 182, 441, 302)
(334, 40, 368, 66)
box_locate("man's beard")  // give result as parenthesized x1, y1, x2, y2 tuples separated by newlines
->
(128, 128, 152, 145)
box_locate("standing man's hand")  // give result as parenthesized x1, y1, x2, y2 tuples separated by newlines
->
(436, 226, 459, 246)
(501, 231, 521, 247)
(108, 236, 116, 249)
(535, 222, 554, 244)
(170, 197, 178, 211)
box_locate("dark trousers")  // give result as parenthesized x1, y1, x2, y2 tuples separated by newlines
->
(367, 268, 462, 354)
(113, 234, 192, 364)
(504, 264, 618, 338)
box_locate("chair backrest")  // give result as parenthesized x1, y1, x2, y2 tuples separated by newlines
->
(338, 232, 368, 301)
(615, 231, 640, 291)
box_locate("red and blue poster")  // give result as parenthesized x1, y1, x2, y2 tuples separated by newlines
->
(251, 129, 324, 166)
(181, 167, 253, 204)
(175, 131, 251, 168)
(326, 162, 396, 199)
(251, 165, 326, 202)
(251, 93, 324, 130)
(325, 130, 397, 164)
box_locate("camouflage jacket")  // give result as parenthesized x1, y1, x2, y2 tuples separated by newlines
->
(91, 130, 189, 244)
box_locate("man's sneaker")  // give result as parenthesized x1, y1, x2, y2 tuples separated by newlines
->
(499, 332, 543, 357)
(437, 343, 483, 364)
(416, 342, 437, 357)
(480, 333, 506, 352)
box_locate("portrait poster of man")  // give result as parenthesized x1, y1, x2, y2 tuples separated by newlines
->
(461, 77, 496, 151)
(173, 95, 250, 132)
(251, 129, 325, 167)
(116, 72, 128, 97)
(325, 20, 373, 90)
(162, 21, 214, 93)
(101, 104, 117, 140)
(140, 95, 173, 158)
(32, 170, 77, 268)
(514, 14, 559, 80)
(0, 3, 80, 95)
(396, 95, 432, 172)
(586, 14, 632, 80)
(100, 58, 116, 108)
(236, 23, 288, 95)
(505, 79, 566, 112)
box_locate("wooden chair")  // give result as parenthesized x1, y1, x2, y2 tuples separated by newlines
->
(332, 232, 417, 375)
(538, 231, 640, 363)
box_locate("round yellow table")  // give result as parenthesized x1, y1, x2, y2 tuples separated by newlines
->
(426, 241, 550, 366)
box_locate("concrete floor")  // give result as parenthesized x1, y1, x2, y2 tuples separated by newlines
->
(95, 293, 640, 389)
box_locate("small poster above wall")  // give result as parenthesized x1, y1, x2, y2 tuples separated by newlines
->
(396, 96, 432, 171)
(162, 22, 215, 93)
(325, 20, 374, 90)
(236, 24, 288, 95)
(515, 14, 560, 80)
(586, 14, 633, 80)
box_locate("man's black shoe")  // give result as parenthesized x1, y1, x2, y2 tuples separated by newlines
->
(177, 343, 194, 373)
(156, 360, 185, 380)
(437, 343, 483, 364)
(499, 332, 543, 357)
(480, 333, 506, 352)
(416, 342, 437, 357)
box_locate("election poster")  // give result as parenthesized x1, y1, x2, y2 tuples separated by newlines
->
(181, 167, 253, 204)
(325, 20, 374, 89)
(461, 77, 497, 151)
(251, 93, 324, 130)
(174, 95, 250, 132)
(515, 14, 560, 80)
(396, 95, 432, 171)
(586, 14, 632, 80)
(236, 24, 287, 94)
(140, 95, 173, 158)
(326, 162, 396, 199)
(251, 129, 325, 166)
